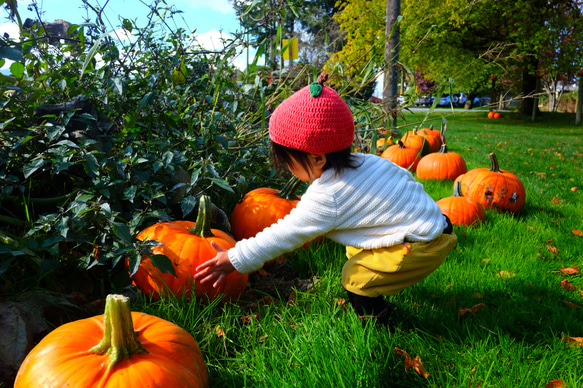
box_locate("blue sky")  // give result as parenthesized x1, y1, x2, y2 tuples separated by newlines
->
(1, 0, 256, 70)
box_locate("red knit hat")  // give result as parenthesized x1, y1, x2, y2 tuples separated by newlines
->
(269, 72, 355, 154)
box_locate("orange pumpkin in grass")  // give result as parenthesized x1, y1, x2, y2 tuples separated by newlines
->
(15, 294, 208, 388)
(231, 177, 301, 241)
(416, 124, 444, 152)
(436, 181, 486, 227)
(131, 196, 248, 301)
(416, 143, 467, 181)
(454, 152, 525, 214)
(381, 140, 422, 172)
(402, 130, 431, 156)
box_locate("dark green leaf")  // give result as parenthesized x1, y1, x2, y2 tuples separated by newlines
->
(149, 254, 177, 277)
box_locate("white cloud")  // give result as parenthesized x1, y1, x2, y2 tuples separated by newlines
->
(176, 0, 235, 15)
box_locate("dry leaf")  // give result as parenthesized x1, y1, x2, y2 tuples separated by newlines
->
(557, 265, 580, 276)
(481, 258, 491, 264)
(545, 379, 563, 388)
(497, 270, 516, 279)
(262, 295, 274, 305)
(551, 196, 560, 204)
(547, 245, 558, 254)
(458, 303, 486, 320)
(562, 300, 581, 309)
(573, 229, 583, 237)
(571, 187, 578, 192)
(394, 348, 430, 379)
(288, 290, 296, 303)
(563, 335, 583, 347)
(240, 314, 258, 323)
(215, 325, 225, 337)
(559, 279, 578, 292)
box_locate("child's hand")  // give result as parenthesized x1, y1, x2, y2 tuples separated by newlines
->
(194, 241, 236, 289)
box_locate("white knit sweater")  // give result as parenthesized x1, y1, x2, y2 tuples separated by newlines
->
(229, 153, 446, 274)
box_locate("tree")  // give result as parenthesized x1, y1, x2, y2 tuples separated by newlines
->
(383, 0, 400, 129)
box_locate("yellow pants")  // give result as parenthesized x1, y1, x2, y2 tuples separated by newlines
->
(341, 233, 458, 298)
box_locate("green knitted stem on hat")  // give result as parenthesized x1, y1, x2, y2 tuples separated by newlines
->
(309, 82, 323, 97)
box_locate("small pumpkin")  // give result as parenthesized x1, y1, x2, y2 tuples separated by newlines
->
(436, 181, 486, 227)
(381, 140, 422, 172)
(454, 152, 526, 214)
(417, 143, 467, 181)
(131, 195, 248, 301)
(15, 294, 208, 388)
(487, 111, 495, 119)
(493, 112, 501, 119)
(230, 176, 301, 241)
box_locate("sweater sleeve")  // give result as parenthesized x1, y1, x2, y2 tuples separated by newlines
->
(228, 189, 338, 274)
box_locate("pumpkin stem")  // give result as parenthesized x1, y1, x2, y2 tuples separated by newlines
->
(277, 176, 301, 200)
(190, 195, 214, 237)
(439, 143, 448, 153)
(89, 294, 148, 370)
(440, 118, 447, 143)
(488, 152, 501, 173)
(397, 140, 406, 148)
(452, 180, 464, 197)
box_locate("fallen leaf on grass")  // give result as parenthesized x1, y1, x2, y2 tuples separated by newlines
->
(240, 314, 258, 323)
(394, 348, 430, 379)
(562, 300, 581, 309)
(497, 271, 516, 279)
(559, 279, 578, 292)
(215, 325, 225, 337)
(551, 196, 560, 204)
(288, 290, 296, 303)
(557, 265, 580, 276)
(571, 187, 578, 192)
(545, 379, 563, 388)
(458, 303, 486, 320)
(573, 229, 583, 237)
(563, 335, 583, 347)
(547, 245, 558, 254)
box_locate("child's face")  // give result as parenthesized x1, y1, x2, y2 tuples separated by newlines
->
(288, 154, 326, 182)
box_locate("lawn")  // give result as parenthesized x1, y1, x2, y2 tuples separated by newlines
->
(135, 110, 582, 387)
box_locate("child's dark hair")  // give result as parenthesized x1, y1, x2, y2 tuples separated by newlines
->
(271, 141, 361, 177)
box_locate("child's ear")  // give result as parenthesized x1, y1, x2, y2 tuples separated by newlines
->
(311, 154, 327, 169)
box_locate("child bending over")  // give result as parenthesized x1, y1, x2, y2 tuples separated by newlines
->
(195, 73, 457, 325)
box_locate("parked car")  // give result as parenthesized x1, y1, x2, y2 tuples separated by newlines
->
(437, 93, 467, 107)
(414, 96, 435, 106)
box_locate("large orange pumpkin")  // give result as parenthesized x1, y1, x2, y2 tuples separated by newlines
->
(131, 196, 248, 301)
(15, 294, 208, 388)
(381, 140, 422, 172)
(230, 177, 301, 241)
(454, 152, 526, 214)
(436, 181, 486, 227)
(416, 143, 467, 181)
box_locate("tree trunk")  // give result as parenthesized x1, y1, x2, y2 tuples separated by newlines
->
(383, 0, 401, 130)
(520, 58, 538, 116)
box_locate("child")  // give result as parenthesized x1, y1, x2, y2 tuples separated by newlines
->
(195, 73, 457, 325)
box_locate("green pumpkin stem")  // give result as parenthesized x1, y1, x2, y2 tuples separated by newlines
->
(277, 176, 302, 200)
(488, 152, 501, 173)
(89, 294, 148, 370)
(190, 195, 214, 237)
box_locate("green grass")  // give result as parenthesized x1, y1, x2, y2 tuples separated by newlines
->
(134, 111, 583, 387)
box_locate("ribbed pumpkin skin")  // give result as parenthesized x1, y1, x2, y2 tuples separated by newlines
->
(402, 133, 431, 156)
(417, 146, 468, 181)
(381, 141, 421, 172)
(436, 183, 486, 227)
(411, 128, 442, 153)
(134, 221, 248, 301)
(231, 188, 299, 241)
(14, 310, 208, 388)
(454, 153, 525, 214)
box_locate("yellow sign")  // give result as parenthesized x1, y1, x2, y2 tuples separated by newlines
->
(282, 38, 298, 60)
